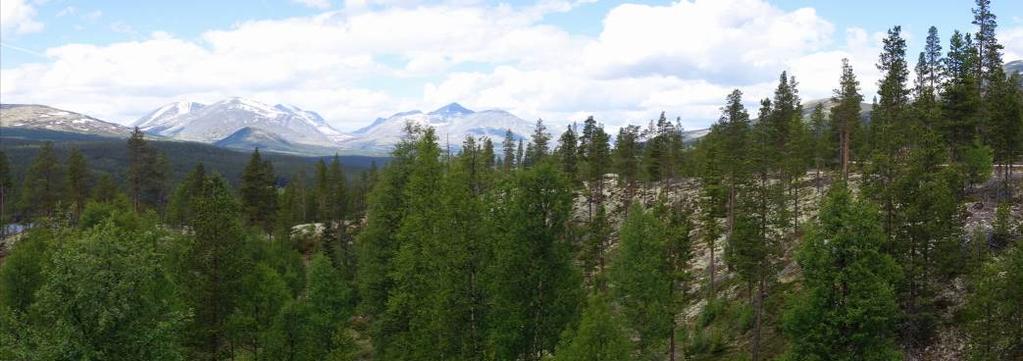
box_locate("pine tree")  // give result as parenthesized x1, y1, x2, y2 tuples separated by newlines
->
(715, 89, 752, 237)
(19, 142, 64, 219)
(126, 128, 167, 211)
(831, 58, 863, 181)
(65, 147, 90, 220)
(578, 116, 611, 218)
(943, 31, 983, 163)
(921, 26, 945, 91)
(808, 102, 831, 192)
(783, 186, 900, 361)
(972, 0, 1004, 90)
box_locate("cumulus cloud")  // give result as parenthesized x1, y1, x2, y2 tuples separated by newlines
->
(1, 0, 44, 34)
(0, 0, 904, 131)
(1003, 26, 1023, 62)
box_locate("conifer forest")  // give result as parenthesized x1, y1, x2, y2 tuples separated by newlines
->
(1, 1, 1022, 360)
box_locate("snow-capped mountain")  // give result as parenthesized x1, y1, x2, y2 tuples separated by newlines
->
(136, 97, 350, 147)
(0, 104, 133, 137)
(342, 102, 535, 152)
(133, 100, 204, 134)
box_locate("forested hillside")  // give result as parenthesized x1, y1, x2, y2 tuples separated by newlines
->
(1, 1, 1021, 361)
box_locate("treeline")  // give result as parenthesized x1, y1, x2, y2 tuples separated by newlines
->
(1, 1, 1022, 360)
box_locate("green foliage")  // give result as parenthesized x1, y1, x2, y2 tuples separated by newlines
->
(182, 174, 252, 359)
(553, 296, 630, 361)
(486, 162, 581, 361)
(965, 242, 1023, 360)
(0, 228, 54, 315)
(65, 147, 90, 218)
(783, 186, 901, 361)
(992, 202, 1014, 247)
(19, 142, 64, 219)
(26, 219, 187, 360)
(557, 124, 579, 182)
(240, 149, 278, 233)
(611, 204, 675, 358)
(127, 128, 170, 211)
(961, 140, 993, 187)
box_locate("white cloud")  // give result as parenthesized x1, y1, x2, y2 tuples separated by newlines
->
(1, 0, 44, 35)
(0, 0, 900, 132)
(293, 0, 332, 10)
(1003, 26, 1023, 62)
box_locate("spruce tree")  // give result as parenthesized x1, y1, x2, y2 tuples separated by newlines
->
(526, 119, 550, 166)
(501, 129, 516, 172)
(185, 174, 251, 360)
(240, 149, 278, 234)
(557, 124, 579, 182)
(783, 186, 900, 361)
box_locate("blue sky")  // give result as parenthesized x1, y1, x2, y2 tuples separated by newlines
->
(2, 0, 1021, 131)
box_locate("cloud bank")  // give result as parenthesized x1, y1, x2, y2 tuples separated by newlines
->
(2, 0, 1016, 132)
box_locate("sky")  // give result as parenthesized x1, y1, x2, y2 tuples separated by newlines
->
(2, 0, 1021, 132)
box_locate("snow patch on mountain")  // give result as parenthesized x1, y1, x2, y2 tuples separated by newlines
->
(136, 97, 351, 149)
(1, 104, 132, 137)
(341, 103, 535, 153)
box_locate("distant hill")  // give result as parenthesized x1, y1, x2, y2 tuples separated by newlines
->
(1, 104, 134, 138)
(0, 129, 386, 188)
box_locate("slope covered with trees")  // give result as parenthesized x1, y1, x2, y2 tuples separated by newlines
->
(1, 1, 1022, 360)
